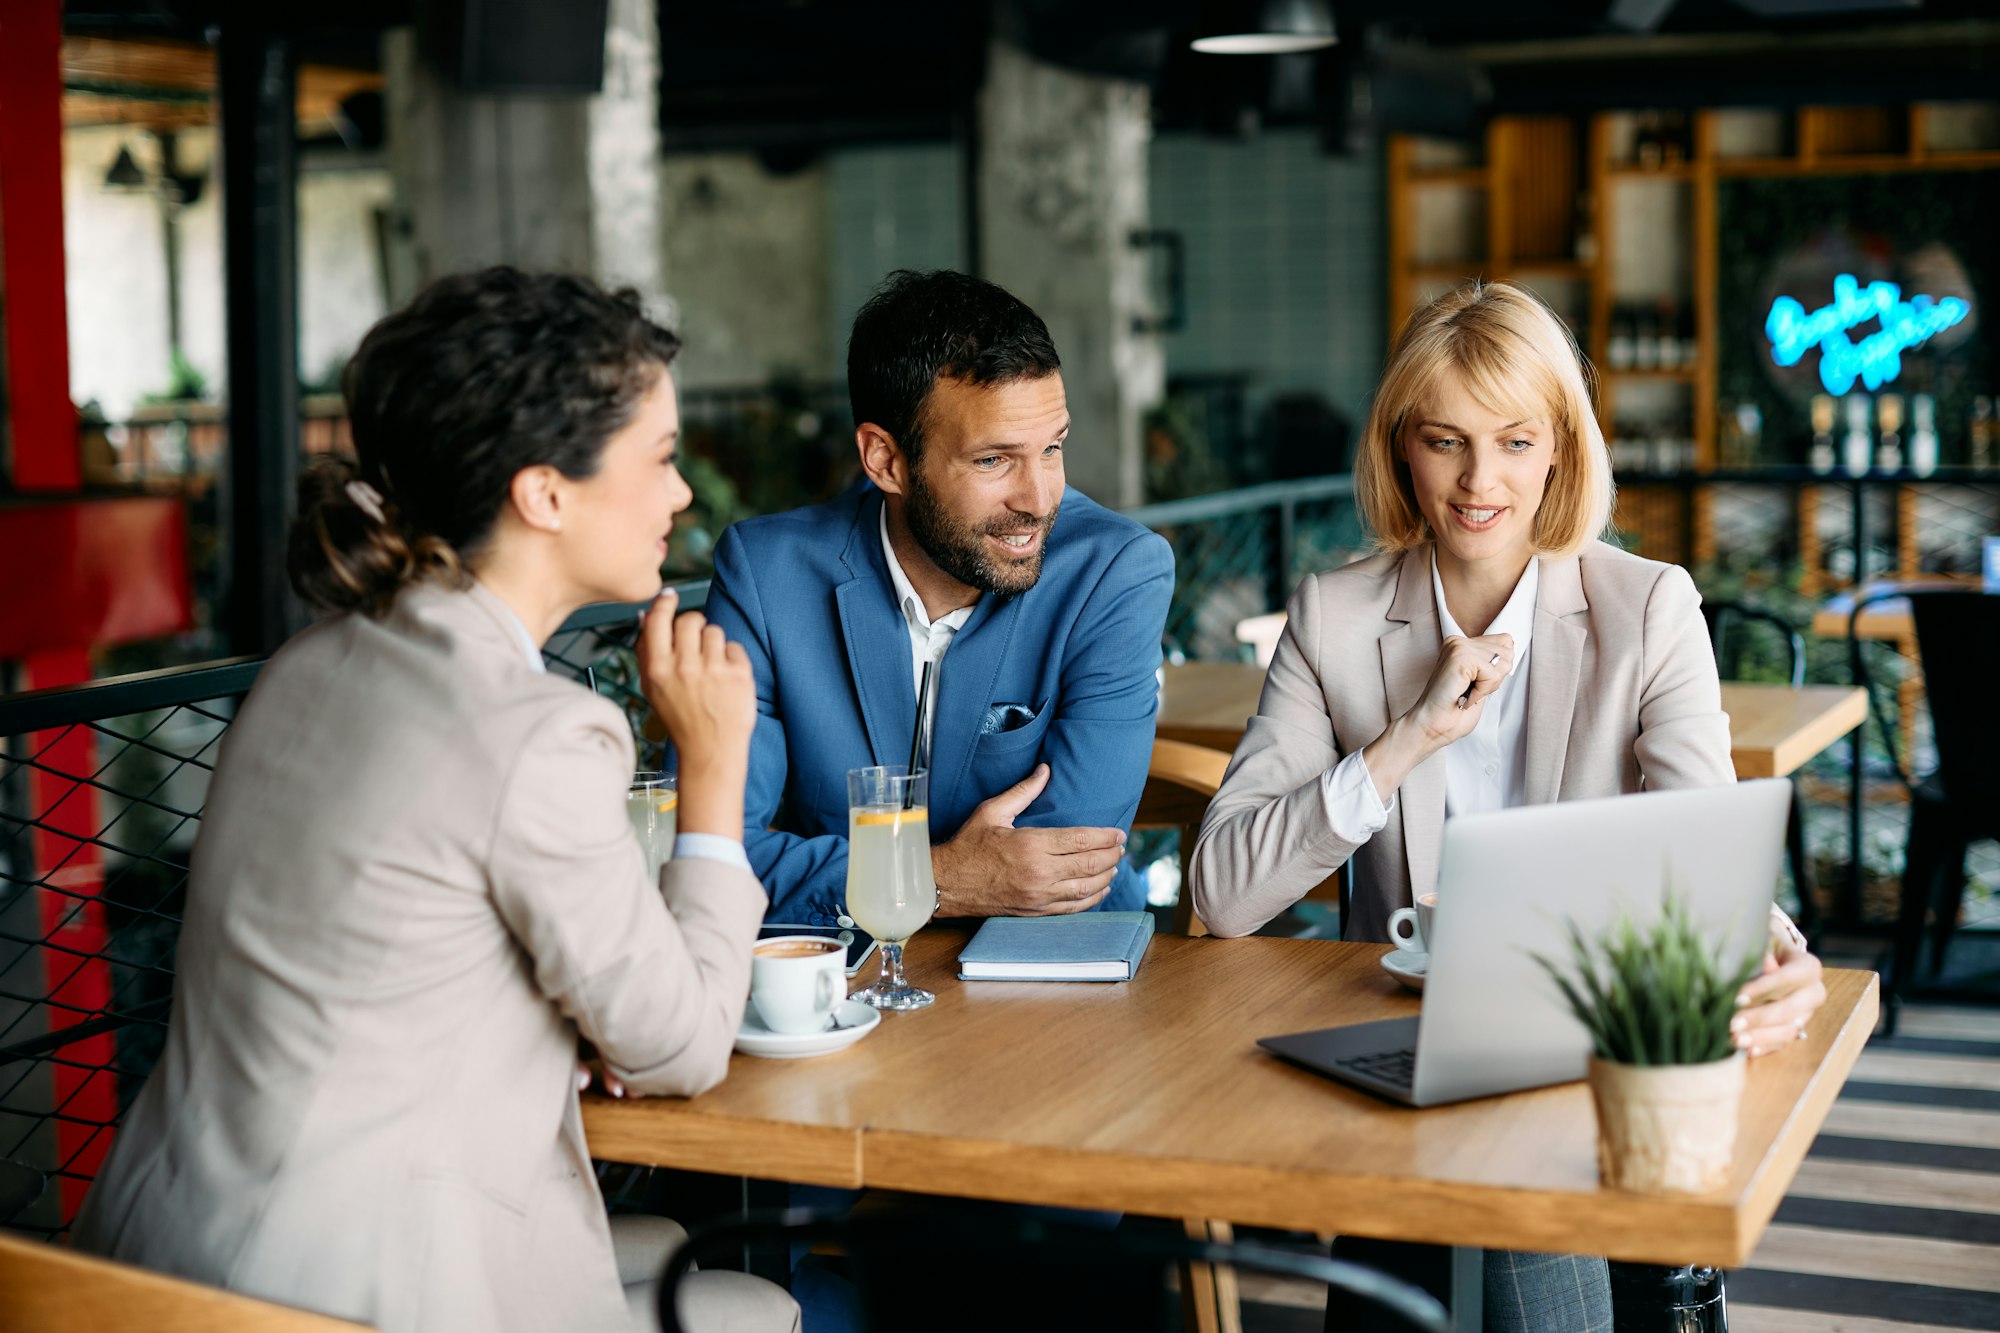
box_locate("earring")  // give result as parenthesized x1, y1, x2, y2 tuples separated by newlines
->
(549, 519, 563, 534)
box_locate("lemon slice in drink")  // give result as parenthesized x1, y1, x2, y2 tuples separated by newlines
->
(853, 808, 926, 827)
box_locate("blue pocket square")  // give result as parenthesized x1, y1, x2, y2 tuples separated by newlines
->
(981, 702, 1039, 736)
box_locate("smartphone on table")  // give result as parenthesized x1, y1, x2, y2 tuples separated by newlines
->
(758, 924, 878, 978)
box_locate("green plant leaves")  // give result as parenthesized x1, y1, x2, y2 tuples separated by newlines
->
(1532, 887, 1765, 1067)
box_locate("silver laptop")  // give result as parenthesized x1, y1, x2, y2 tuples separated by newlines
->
(1258, 780, 1791, 1107)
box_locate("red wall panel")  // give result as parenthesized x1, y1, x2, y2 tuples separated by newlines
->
(0, 498, 194, 658)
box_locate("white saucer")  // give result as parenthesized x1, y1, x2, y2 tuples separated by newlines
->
(735, 999, 881, 1059)
(1380, 951, 1428, 993)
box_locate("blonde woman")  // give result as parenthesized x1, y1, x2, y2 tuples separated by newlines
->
(1188, 281, 1824, 1332)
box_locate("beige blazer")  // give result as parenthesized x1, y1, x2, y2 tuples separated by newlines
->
(73, 582, 767, 1333)
(1190, 541, 1734, 942)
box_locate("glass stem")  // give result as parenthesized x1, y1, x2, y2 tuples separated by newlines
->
(881, 941, 907, 991)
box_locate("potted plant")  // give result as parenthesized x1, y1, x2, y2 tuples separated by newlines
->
(1535, 892, 1766, 1194)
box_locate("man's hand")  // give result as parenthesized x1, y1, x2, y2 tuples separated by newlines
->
(930, 764, 1128, 917)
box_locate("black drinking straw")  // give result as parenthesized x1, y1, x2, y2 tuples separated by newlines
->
(904, 659, 934, 809)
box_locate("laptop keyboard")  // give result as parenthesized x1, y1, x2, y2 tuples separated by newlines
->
(1335, 1047, 1416, 1089)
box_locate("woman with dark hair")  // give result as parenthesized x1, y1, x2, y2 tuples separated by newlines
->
(74, 269, 798, 1333)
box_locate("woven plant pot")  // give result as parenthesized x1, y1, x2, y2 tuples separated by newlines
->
(1588, 1051, 1746, 1194)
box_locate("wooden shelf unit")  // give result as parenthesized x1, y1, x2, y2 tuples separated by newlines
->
(1388, 103, 2000, 571)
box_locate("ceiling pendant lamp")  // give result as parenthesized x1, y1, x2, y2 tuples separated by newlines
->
(1191, 0, 1338, 55)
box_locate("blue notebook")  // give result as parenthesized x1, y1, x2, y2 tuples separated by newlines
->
(956, 911, 1155, 982)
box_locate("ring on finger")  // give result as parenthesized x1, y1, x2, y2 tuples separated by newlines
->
(1795, 1017, 1808, 1041)
(1489, 652, 1501, 666)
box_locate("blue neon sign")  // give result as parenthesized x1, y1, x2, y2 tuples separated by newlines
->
(1765, 273, 1970, 394)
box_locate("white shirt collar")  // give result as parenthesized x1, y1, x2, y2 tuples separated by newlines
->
(476, 579, 549, 674)
(880, 503, 975, 637)
(1431, 551, 1539, 653)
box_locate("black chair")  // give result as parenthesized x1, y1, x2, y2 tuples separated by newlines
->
(655, 1210, 1452, 1333)
(1850, 589, 2000, 1032)
(1701, 600, 1821, 947)
(1702, 601, 1806, 688)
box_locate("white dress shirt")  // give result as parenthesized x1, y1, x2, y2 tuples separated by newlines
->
(880, 505, 974, 766)
(480, 579, 751, 872)
(1318, 555, 1540, 838)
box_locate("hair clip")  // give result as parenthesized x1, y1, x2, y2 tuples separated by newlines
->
(345, 479, 387, 524)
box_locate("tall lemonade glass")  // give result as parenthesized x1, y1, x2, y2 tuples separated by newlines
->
(626, 771, 677, 886)
(845, 766, 938, 1011)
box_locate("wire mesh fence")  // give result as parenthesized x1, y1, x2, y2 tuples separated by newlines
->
(0, 661, 260, 1237)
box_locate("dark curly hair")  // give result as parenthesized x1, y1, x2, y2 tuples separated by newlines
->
(289, 267, 681, 617)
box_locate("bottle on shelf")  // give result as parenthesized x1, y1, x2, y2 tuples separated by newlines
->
(1809, 393, 1836, 474)
(1661, 110, 1688, 166)
(1654, 298, 1680, 370)
(1910, 394, 1938, 477)
(1633, 305, 1660, 370)
(1843, 392, 1873, 477)
(1678, 304, 1700, 370)
(1973, 396, 1996, 469)
(1876, 393, 1904, 473)
(1736, 402, 1763, 469)
(1607, 306, 1635, 371)
(1636, 111, 1662, 169)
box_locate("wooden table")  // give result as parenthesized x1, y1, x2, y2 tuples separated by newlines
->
(1159, 663, 1866, 781)
(583, 930, 1877, 1267)
(1809, 575, 1978, 640)
(1156, 662, 1271, 752)
(1717, 682, 1866, 779)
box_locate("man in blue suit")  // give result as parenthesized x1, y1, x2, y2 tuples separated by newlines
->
(706, 269, 1173, 928)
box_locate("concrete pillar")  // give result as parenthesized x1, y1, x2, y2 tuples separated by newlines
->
(588, 0, 669, 319)
(978, 39, 1161, 508)
(381, 28, 596, 301)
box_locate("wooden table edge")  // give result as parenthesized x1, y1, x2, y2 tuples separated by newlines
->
(1726, 685, 1867, 780)
(1726, 968, 1880, 1261)
(1154, 724, 1247, 753)
(581, 1095, 864, 1189)
(860, 1129, 1757, 1266)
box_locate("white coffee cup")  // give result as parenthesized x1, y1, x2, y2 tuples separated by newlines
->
(1386, 893, 1438, 957)
(751, 936, 846, 1035)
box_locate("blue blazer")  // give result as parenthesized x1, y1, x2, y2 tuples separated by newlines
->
(705, 482, 1174, 926)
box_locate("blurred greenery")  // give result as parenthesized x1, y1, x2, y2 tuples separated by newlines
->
(140, 347, 209, 404)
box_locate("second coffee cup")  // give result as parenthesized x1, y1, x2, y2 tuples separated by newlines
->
(1386, 893, 1438, 956)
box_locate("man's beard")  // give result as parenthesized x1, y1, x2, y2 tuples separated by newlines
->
(904, 468, 1059, 598)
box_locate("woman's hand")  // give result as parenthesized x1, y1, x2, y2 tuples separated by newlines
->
(637, 589, 756, 841)
(1732, 932, 1828, 1057)
(577, 1059, 628, 1099)
(1409, 633, 1517, 746)
(1359, 633, 1516, 800)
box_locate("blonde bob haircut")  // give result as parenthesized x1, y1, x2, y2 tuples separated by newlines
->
(1355, 281, 1615, 560)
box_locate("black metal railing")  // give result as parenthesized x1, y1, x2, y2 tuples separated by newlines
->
(1126, 475, 1363, 662)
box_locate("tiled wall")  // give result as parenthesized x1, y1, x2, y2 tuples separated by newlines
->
(817, 131, 1388, 436)
(1149, 129, 1386, 430)
(826, 144, 969, 376)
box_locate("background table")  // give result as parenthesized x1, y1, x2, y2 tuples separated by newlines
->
(585, 930, 1876, 1268)
(1159, 663, 1864, 781)
(1717, 682, 1866, 779)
